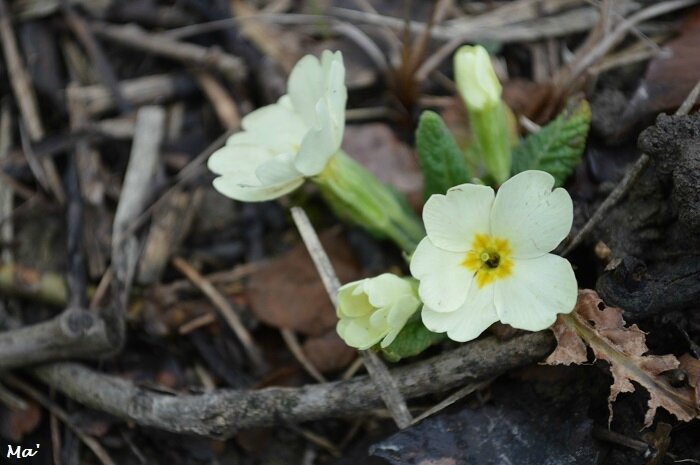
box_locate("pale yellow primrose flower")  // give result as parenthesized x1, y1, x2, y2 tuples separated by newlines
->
(336, 274, 421, 350)
(410, 170, 577, 342)
(454, 45, 501, 111)
(207, 50, 346, 201)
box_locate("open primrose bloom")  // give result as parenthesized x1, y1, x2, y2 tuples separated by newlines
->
(336, 274, 421, 350)
(207, 50, 424, 252)
(410, 170, 577, 342)
(208, 50, 346, 201)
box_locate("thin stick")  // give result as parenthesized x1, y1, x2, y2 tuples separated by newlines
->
(91, 22, 245, 83)
(6, 375, 118, 465)
(194, 72, 241, 130)
(61, 3, 131, 113)
(0, 101, 14, 263)
(290, 206, 413, 429)
(286, 422, 342, 457)
(410, 377, 495, 424)
(0, 0, 44, 140)
(281, 328, 326, 383)
(171, 256, 267, 374)
(109, 106, 164, 344)
(0, 380, 27, 410)
(178, 312, 217, 335)
(562, 79, 700, 256)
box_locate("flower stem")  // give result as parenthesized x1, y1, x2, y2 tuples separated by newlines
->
(468, 101, 511, 184)
(313, 151, 425, 254)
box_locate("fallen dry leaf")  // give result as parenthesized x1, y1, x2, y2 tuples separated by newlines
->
(343, 123, 423, 208)
(679, 354, 700, 409)
(621, 6, 700, 130)
(546, 289, 699, 427)
(247, 229, 360, 336)
(502, 79, 555, 125)
(302, 329, 356, 373)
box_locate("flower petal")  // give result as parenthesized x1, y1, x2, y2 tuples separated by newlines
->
(421, 283, 498, 342)
(321, 51, 347, 137)
(234, 102, 307, 153)
(209, 144, 303, 201)
(212, 176, 303, 202)
(337, 280, 374, 318)
(423, 183, 494, 252)
(287, 54, 324, 127)
(293, 98, 341, 176)
(410, 237, 473, 312)
(208, 144, 272, 177)
(255, 152, 304, 185)
(336, 318, 386, 350)
(491, 170, 573, 259)
(365, 273, 414, 308)
(379, 296, 420, 348)
(494, 253, 577, 331)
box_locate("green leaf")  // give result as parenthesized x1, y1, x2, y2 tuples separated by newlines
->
(416, 111, 471, 199)
(380, 319, 446, 362)
(511, 100, 591, 186)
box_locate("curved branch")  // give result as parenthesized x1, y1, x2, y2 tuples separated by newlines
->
(0, 308, 115, 369)
(32, 332, 554, 438)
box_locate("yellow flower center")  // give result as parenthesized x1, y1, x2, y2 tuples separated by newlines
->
(461, 233, 513, 288)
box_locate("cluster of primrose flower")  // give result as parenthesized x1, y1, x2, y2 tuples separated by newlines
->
(209, 46, 578, 355)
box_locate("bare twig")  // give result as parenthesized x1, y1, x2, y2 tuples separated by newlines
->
(0, 308, 113, 369)
(65, 146, 87, 310)
(410, 377, 495, 424)
(18, 124, 66, 204)
(290, 206, 413, 429)
(91, 22, 246, 83)
(61, 3, 131, 113)
(171, 256, 267, 374)
(32, 332, 554, 437)
(281, 328, 327, 383)
(178, 312, 216, 335)
(194, 73, 241, 131)
(0, 0, 44, 140)
(0, 381, 28, 410)
(137, 189, 198, 285)
(0, 101, 14, 263)
(66, 73, 195, 116)
(109, 106, 165, 345)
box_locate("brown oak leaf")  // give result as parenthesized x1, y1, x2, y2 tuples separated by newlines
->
(679, 354, 700, 410)
(546, 289, 698, 427)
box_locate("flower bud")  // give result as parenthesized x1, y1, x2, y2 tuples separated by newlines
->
(336, 274, 421, 350)
(454, 45, 501, 111)
(454, 45, 511, 184)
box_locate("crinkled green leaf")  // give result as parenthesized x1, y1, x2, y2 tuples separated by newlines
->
(416, 111, 471, 199)
(381, 319, 446, 362)
(511, 100, 591, 186)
